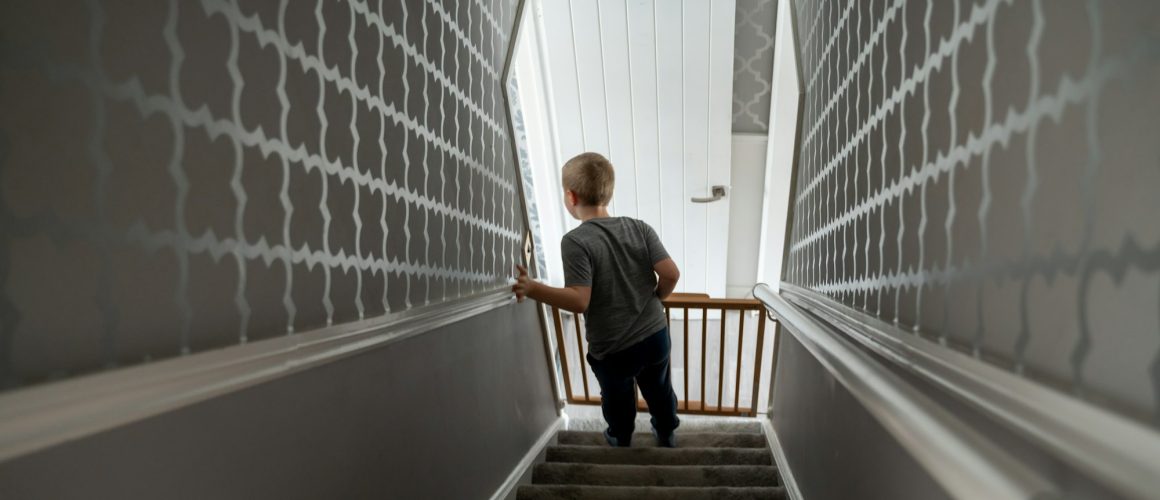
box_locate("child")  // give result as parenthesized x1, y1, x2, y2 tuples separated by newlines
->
(512, 152, 681, 447)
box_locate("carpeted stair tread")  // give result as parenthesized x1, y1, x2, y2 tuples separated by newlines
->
(532, 463, 779, 487)
(564, 419, 763, 434)
(556, 430, 767, 448)
(515, 484, 786, 500)
(546, 445, 772, 466)
(522, 422, 776, 498)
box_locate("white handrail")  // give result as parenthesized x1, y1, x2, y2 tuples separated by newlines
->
(0, 287, 516, 463)
(752, 284, 1056, 499)
(776, 282, 1160, 500)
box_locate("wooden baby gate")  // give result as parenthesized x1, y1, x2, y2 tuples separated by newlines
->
(548, 293, 780, 417)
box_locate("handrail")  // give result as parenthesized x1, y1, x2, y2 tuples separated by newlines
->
(663, 293, 767, 310)
(752, 284, 1057, 499)
(0, 286, 516, 462)
(776, 282, 1160, 500)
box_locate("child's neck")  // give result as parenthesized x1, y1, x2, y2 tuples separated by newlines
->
(575, 205, 611, 222)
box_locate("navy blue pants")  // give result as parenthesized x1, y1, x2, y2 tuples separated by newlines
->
(586, 328, 680, 445)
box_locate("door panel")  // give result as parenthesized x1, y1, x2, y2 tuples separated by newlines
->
(526, 0, 737, 295)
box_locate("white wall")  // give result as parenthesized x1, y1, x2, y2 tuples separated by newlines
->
(513, 4, 569, 286)
(726, 133, 769, 298)
(528, 0, 737, 296)
(755, 0, 800, 290)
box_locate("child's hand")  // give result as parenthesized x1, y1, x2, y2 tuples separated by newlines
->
(512, 264, 536, 303)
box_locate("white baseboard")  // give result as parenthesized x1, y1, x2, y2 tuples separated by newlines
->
(762, 417, 802, 500)
(491, 416, 562, 500)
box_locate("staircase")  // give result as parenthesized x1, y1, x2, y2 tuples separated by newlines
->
(516, 420, 785, 499)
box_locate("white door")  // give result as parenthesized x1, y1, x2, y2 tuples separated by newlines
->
(521, 0, 736, 297)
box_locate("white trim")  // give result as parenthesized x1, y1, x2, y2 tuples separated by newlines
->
(755, 0, 802, 289)
(731, 132, 770, 143)
(0, 288, 515, 463)
(762, 417, 802, 500)
(753, 284, 1057, 499)
(491, 416, 563, 500)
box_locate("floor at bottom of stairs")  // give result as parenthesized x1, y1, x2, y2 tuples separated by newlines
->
(560, 404, 768, 433)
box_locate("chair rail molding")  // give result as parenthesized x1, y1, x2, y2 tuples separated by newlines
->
(0, 288, 516, 463)
(775, 282, 1160, 500)
(753, 284, 1056, 499)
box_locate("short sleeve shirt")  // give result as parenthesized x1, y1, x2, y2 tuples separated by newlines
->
(561, 217, 670, 359)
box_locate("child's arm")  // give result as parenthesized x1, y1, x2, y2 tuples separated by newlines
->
(653, 258, 680, 300)
(512, 264, 592, 314)
(639, 221, 678, 300)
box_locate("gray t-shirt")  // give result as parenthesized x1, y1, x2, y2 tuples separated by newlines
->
(561, 217, 670, 360)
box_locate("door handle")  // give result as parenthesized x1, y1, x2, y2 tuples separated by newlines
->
(691, 185, 728, 203)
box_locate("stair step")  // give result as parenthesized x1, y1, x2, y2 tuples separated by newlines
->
(533, 463, 779, 487)
(545, 445, 773, 466)
(516, 484, 786, 500)
(564, 419, 763, 434)
(557, 431, 767, 448)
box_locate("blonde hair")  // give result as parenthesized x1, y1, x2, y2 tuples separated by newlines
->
(561, 152, 615, 206)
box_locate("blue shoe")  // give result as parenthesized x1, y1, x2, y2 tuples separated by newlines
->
(604, 429, 631, 447)
(652, 427, 677, 448)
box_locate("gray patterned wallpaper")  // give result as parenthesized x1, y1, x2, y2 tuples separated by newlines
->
(0, 0, 522, 390)
(786, 0, 1160, 424)
(732, 0, 777, 134)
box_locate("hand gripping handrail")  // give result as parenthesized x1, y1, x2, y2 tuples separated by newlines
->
(752, 283, 1057, 499)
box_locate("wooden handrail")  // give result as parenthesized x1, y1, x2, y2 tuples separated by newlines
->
(662, 293, 765, 310)
(550, 307, 573, 402)
(750, 317, 767, 414)
(717, 315, 726, 410)
(683, 307, 689, 411)
(700, 307, 707, 411)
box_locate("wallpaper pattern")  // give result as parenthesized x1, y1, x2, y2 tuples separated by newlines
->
(0, 0, 522, 389)
(785, 0, 1160, 423)
(732, 0, 777, 134)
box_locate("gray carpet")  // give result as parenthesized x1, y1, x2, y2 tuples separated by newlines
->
(563, 417, 763, 435)
(516, 485, 785, 499)
(556, 430, 768, 449)
(517, 429, 783, 500)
